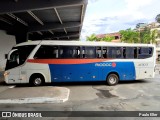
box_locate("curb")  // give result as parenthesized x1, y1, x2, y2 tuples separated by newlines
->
(0, 87, 70, 104)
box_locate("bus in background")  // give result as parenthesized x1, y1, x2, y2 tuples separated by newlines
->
(4, 40, 156, 86)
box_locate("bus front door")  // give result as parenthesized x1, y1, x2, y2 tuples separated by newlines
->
(6, 49, 21, 84)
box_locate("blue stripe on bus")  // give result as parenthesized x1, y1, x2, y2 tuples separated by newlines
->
(48, 62, 136, 82)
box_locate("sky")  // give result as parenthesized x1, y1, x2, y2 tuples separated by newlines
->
(81, 0, 160, 40)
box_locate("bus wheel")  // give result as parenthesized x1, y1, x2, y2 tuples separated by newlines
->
(107, 74, 119, 86)
(30, 74, 44, 86)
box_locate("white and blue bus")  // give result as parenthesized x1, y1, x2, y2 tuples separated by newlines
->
(4, 40, 156, 86)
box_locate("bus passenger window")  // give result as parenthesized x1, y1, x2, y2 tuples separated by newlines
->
(73, 47, 80, 58)
(116, 47, 122, 58)
(59, 46, 71, 58)
(108, 47, 121, 58)
(125, 47, 135, 59)
(81, 47, 85, 58)
(107, 47, 114, 58)
(53, 47, 58, 58)
(102, 47, 107, 58)
(34, 45, 59, 59)
(59, 46, 80, 58)
(96, 47, 102, 58)
(82, 47, 96, 58)
(138, 47, 153, 59)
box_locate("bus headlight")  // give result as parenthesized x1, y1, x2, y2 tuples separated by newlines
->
(4, 71, 10, 77)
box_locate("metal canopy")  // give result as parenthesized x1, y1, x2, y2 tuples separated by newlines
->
(0, 0, 87, 42)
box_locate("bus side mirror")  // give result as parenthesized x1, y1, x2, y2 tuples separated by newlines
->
(5, 54, 8, 59)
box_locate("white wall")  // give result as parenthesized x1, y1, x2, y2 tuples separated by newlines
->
(0, 30, 16, 71)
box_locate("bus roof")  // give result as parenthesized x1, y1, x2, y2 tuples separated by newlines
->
(15, 41, 41, 47)
(15, 40, 155, 47)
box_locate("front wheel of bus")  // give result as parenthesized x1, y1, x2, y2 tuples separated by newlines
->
(107, 74, 119, 86)
(30, 74, 44, 86)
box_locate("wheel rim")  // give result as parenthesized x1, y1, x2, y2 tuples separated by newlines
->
(109, 76, 117, 84)
(34, 78, 42, 85)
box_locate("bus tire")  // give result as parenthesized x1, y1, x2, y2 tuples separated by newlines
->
(29, 74, 45, 86)
(107, 73, 119, 86)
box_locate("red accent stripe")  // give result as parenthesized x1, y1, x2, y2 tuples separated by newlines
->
(27, 59, 111, 64)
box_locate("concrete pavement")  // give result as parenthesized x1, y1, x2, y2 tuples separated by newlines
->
(0, 71, 70, 104)
(0, 86, 70, 104)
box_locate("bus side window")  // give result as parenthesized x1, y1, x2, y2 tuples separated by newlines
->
(138, 47, 153, 59)
(125, 47, 135, 59)
(59, 46, 80, 59)
(34, 45, 59, 59)
(116, 47, 122, 58)
(107, 47, 113, 58)
(59, 46, 71, 58)
(45, 46, 59, 59)
(52, 46, 59, 58)
(34, 46, 45, 59)
(82, 47, 96, 58)
(102, 47, 107, 58)
(81, 47, 85, 58)
(107, 47, 122, 58)
(96, 47, 102, 58)
(72, 46, 80, 58)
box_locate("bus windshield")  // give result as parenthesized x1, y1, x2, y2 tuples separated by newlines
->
(5, 45, 36, 70)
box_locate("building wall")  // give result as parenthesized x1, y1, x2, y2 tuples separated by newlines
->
(0, 30, 16, 71)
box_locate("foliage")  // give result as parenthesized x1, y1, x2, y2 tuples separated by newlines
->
(87, 34, 115, 42)
(150, 29, 158, 44)
(100, 35, 115, 42)
(119, 28, 158, 44)
(87, 28, 158, 44)
(139, 27, 151, 44)
(140, 27, 158, 44)
(119, 28, 139, 43)
(86, 33, 97, 41)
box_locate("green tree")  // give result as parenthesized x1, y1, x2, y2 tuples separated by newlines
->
(139, 27, 151, 43)
(150, 29, 158, 44)
(140, 27, 158, 44)
(138, 27, 158, 44)
(101, 35, 115, 42)
(87, 34, 115, 42)
(119, 28, 139, 43)
(86, 33, 97, 41)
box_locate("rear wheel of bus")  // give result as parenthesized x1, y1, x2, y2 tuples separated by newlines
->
(29, 74, 45, 86)
(107, 73, 119, 86)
